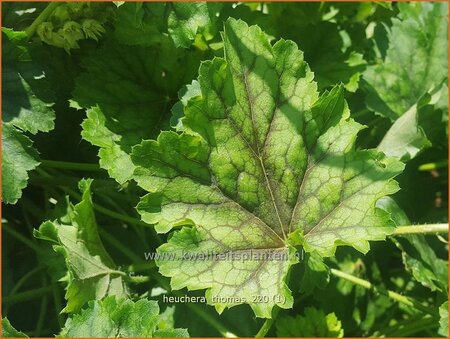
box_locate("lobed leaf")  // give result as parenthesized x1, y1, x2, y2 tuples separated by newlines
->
(276, 307, 344, 337)
(363, 2, 448, 120)
(75, 34, 206, 184)
(34, 179, 128, 313)
(132, 18, 404, 317)
(59, 296, 189, 338)
(2, 28, 55, 204)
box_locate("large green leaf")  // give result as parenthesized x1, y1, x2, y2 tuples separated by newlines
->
(363, 2, 448, 120)
(276, 307, 344, 337)
(34, 179, 128, 313)
(60, 296, 189, 338)
(131, 19, 404, 317)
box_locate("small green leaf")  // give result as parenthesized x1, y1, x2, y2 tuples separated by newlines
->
(377, 104, 431, 161)
(439, 301, 449, 337)
(2, 124, 39, 204)
(299, 252, 330, 295)
(81, 107, 135, 185)
(34, 179, 128, 313)
(393, 234, 448, 292)
(59, 296, 189, 338)
(167, 2, 215, 48)
(1, 318, 28, 338)
(276, 307, 344, 337)
(113, 3, 164, 47)
(114, 2, 219, 49)
(132, 18, 404, 317)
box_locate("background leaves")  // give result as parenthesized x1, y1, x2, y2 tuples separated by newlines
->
(1, 2, 448, 337)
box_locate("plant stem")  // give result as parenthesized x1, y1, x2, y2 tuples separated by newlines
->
(24, 2, 61, 39)
(102, 229, 235, 336)
(382, 315, 437, 337)
(99, 229, 142, 263)
(3, 286, 53, 305)
(52, 282, 65, 328)
(62, 186, 148, 227)
(35, 274, 49, 335)
(392, 224, 448, 236)
(125, 275, 150, 284)
(187, 302, 237, 338)
(255, 307, 280, 338)
(418, 160, 448, 171)
(3, 266, 45, 315)
(3, 223, 41, 253)
(154, 276, 237, 338)
(127, 261, 157, 273)
(41, 159, 102, 172)
(329, 268, 438, 316)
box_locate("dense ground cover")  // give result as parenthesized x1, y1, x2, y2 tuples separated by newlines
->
(1, 2, 448, 337)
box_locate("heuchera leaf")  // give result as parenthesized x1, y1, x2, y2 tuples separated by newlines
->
(377, 104, 431, 161)
(439, 301, 449, 337)
(273, 19, 367, 92)
(60, 296, 189, 338)
(114, 2, 218, 48)
(2, 28, 55, 204)
(393, 234, 448, 293)
(2, 124, 39, 204)
(363, 2, 448, 120)
(167, 2, 217, 48)
(75, 34, 206, 184)
(131, 18, 404, 318)
(276, 307, 344, 337)
(299, 252, 330, 295)
(1, 318, 28, 338)
(34, 179, 128, 313)
(380, 197, 448, 293)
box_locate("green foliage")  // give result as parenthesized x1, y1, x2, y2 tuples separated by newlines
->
(276, 307, 344, 337)
(73, 3, 211, 184)
(1, 2, 448, 337)
(132, 18, 404, 318)
(393, 235, 448, 293)
(439, 302, 449, 337)
(1, 318, 28, 338)
(113, 2, 220, 48)
(299, 252, 330, 295)
(377, 104, 431, 161)
(59, 296, 188, 337)
(2, 124, 39, 204)
(34, 179, 128, 313)
(363, 2, 448, 120)
(363, 2, 447, 162)
(36, 3, 114, 52)
(2, 28, 55, 204)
